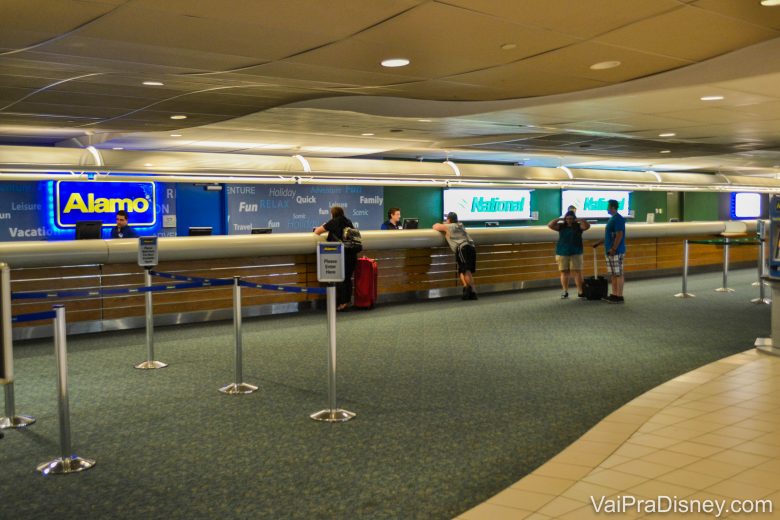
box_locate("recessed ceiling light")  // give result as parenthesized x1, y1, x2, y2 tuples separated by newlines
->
(500, 43, 517, 50)
(361, 133, 374, 136)
(144, 163, 154, 167)
(700, 95, 724, 101)
(112, 147, 123, 150)
(417, 119, 432, 123)
(142, 81, 164, 86)
(660, 150, 671, 154)
(381, 58, 410, 68)
(170, 115, 187, 120)
(659, 132, 676, 137)
(170, 134, 182, 137)
(590, 60, 621, 70)
(761, 0, 780, 6)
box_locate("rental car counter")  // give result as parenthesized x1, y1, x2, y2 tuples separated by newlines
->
(0, 221, 759, 339)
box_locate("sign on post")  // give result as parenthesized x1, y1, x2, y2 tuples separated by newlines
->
(317, 243, 345, 283)
(137, 236, 159, 268)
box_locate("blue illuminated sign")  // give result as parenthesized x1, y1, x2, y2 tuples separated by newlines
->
(55, 181, 156, 228)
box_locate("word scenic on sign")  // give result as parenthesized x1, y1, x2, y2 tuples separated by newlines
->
(56, 181, 157, 228)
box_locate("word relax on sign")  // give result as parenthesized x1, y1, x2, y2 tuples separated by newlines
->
(63, 193, 150, 213)
(470, 197, 525, 212)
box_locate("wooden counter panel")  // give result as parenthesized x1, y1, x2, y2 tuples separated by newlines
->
(10, 235, 759, 326)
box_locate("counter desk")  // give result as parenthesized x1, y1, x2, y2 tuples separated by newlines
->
(1, 221, 758, 338)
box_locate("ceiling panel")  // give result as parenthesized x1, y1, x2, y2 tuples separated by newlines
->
(0, 0, 122, 50)
(228, 61, 423, 88)
(129, 0, 424, 38)
(595, 6, 779, 62)
(691, 0, 780, 31)
(66, 6, 332, 61)
(2, 0, 780, 174)
(443, 0, 683, 39)
(465, 41, 692, 85)
(351, 2, 580, 74)
(443, 61, 610, 100)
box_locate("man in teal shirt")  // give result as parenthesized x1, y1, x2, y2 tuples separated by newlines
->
(604, 199, 626, 303)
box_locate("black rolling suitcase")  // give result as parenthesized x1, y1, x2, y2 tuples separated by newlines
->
(584, 247, 608, 301)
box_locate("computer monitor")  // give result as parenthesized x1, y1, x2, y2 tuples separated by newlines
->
(402, 218, 419, 229)
(188, 226, 213, 236)
(75, 220, 103, 240)
(251, 228, 272, 234)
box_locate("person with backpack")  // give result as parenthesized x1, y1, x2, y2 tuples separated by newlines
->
(314, 206, 361, 311)
(433, 212, 478, 300)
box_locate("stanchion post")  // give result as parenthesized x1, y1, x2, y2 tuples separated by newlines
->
(674, 240, 695, 298)
(134, 267, 167, 369)
(36, 305, 95, 475)
(0, 262, 36, 429)
(310, 284, 355, 423)
(715, 238, 735, 293)
(752, 238, 771, 304)
(219, 276, 257, 395)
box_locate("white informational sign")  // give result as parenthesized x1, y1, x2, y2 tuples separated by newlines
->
(561, 190, 631, 219)
(443, 189, 532, 221)
(732, 192, 761, 219)
(316, 242, 345, 282)
(137, 236, 159, 267)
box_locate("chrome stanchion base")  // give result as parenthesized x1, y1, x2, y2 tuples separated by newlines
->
(0, 414, 36, 429)
(134, 360, 168, 369)
(751, 281, 770, 287)
(674, 292, 695, 298)
(310, 409, 356, 423)
(755, 338, 780, 357)
(36, 455, 96, 475)
(218, 382, 258, 395)
(751, 297, 772, 305)
(714, 287, 735, 293)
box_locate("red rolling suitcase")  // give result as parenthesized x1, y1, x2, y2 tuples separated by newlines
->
(354, 257, 378, 309)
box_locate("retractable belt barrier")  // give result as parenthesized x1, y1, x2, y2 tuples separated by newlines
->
(150, 270, 327, 295)
(12, 310, 56, 323)
(674, 237, 764, 301)
(5, 268, 346, 439)
(11, 271, 326, 301)
(11, 280, 233, 301)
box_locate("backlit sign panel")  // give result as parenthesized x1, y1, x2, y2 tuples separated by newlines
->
(731, 192, 761, 219)
(55, 181, 156, 228)
(443, 189, 532, 221)
(561, 190, 630, 219)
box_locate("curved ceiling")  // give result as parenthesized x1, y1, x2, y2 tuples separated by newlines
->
(2, 0, 780, 175)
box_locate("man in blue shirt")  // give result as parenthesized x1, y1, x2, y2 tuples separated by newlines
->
(110, 210, 139, 239)
(604, 199, 626, 303)
(380, 207, 401, 230)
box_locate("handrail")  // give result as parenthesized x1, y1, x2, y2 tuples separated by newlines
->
(0, 221, 755, 268)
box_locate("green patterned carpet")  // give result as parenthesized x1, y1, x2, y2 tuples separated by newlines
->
(0, 269, 769, 519)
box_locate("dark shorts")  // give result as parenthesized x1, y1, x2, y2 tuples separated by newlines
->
(456, 243, 477, 274)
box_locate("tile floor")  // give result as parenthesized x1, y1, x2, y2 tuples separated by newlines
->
(457, 349, 780, 519)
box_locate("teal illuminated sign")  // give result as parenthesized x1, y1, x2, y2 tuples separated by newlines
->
(470, 197, 525, 213)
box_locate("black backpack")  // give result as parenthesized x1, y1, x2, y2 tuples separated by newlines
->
(341, 226, 363, 253)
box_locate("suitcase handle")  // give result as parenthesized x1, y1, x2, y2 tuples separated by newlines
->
(592, 243, 601, 278)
